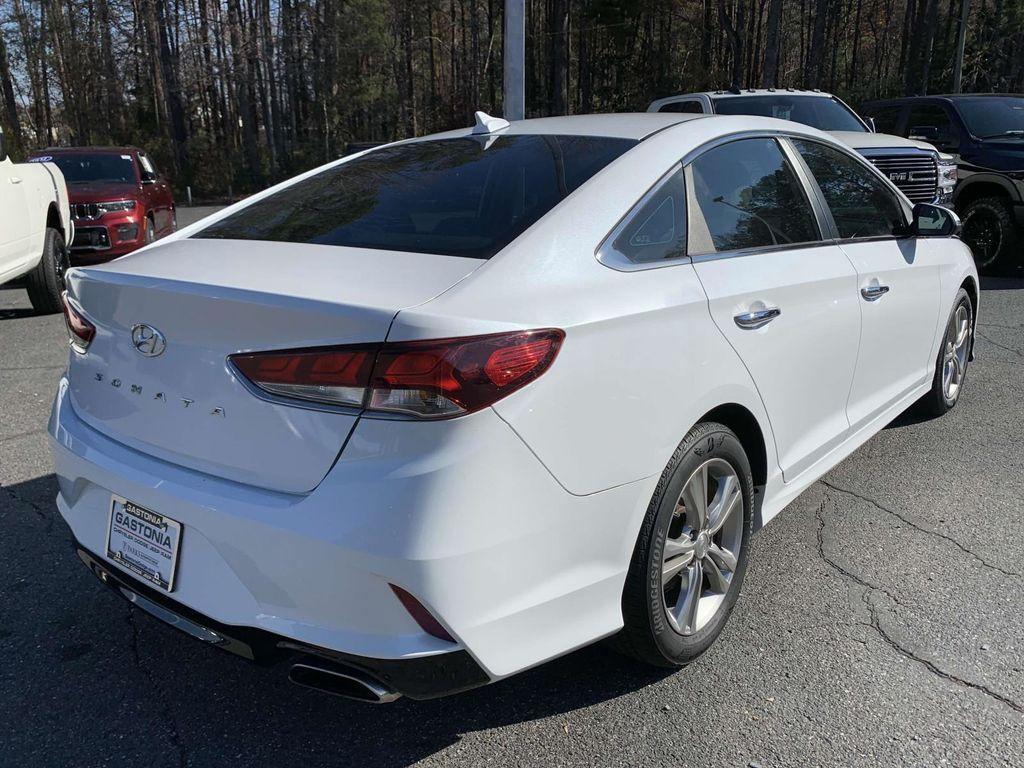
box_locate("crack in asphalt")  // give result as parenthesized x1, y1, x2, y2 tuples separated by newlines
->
(858, 592, 1024, 716)
(977, 322, 1024, 331)
(0, 483, 54, 532)
(975, 329, 1024, 358)
(127, 607, 188, 768)
(820, 480, 1021, 578)
(813, 498, 909, 608)
(814, 493, 1024, 716)
(0, 428, 45, 444)
(0, 364, 65, 372)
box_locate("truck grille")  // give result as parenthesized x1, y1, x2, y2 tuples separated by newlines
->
(862, 153, 938, 203)
(73, 203, 101, 220)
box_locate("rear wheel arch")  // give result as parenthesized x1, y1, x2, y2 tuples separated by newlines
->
(695, 403, 768, 490)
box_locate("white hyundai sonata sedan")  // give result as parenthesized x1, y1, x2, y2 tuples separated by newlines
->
(50, 112, 977, 702)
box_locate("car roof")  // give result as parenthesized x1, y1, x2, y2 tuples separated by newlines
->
(423, 112, 707, 142)
(30, 146, 143, 155)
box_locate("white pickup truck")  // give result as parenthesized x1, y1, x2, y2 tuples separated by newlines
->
(648, 89, 958, 208)
(0, 125, 73, 313)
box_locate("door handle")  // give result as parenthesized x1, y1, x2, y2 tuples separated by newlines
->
(9, 176, 22, 184)
(861, 284, 890, 301)
(734, 307, 781, 330)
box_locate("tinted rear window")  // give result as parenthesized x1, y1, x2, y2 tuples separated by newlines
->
(196, 135, 637, 259)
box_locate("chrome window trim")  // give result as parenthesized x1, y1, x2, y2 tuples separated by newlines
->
(683, 134, 828, 259)
(688, 239, 837, 264)
(595, 162, 692, 272)
(778, 137, 839, 239)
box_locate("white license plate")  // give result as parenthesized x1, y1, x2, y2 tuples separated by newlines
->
(106, 496, 182, 592)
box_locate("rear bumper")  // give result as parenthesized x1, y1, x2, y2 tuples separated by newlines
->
(74, 544, 489, 698)
(49, 376, 654, 684)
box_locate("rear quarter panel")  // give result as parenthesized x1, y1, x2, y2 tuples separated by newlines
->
(388, 124, 778, 497)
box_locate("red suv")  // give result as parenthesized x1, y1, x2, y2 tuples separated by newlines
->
(27, 146, 175, 263)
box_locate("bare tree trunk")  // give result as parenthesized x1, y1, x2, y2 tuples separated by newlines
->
(763, 0, 784, 87)
(549, 0, 568, 114)
(718, 0, 747, 88)
(0, 32, 23, 153)
(805, 0, 829, 87)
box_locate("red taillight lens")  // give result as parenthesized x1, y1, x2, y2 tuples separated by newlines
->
(230, 346, 375, 407)
(389, 584, 455, 643)
(229, 329, 564, 418)
(369, 330, 564, 417)
(61, 291, 95, 352)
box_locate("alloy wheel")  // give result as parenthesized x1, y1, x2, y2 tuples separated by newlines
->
(942, 303, 971, 402)
(962, 209, 1001, 268)
(661, 457, 744, 636)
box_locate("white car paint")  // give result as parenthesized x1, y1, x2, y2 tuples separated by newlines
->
(49, 113, 978, 697)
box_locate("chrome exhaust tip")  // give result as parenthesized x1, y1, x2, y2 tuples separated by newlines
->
(288, 659, 401, 704)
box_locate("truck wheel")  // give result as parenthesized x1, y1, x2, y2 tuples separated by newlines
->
(25, 228, 68, 315)
(960, 197, 1018, 273)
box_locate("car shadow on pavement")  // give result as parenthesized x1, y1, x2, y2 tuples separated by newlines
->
(1, 473, 676, 768)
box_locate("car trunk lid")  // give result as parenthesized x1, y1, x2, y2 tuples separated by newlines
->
(64, 238, 482, 493)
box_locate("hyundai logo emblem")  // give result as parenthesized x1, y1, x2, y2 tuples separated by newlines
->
(131, 324, 167, 357)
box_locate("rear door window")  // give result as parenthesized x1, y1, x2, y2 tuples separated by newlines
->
(196, 135, 637, 259)
(687, 138, 820, 254)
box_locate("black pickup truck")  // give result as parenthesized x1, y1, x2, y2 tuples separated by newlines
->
(861, 94, 1024, 273)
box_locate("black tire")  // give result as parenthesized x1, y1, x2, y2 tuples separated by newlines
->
(610, 421, 754, 667)
(25, 228, 68, 315)
(960, 197, 1018, 274)
(144, 217, 156, 244)
(916, 288, 974, 418)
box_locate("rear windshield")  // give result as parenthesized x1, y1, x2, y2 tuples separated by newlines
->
(712, 95, 867, 132)
(195, 134, 637, 259)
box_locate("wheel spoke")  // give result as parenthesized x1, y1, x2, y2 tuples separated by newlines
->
(707, 474, 741, 535)
(662, 552, 694, 585)
(674, 560, 703, 634)
(680, 465, 709, 531)
(955, 310, 970, 348)
(706, 542, 738, 573)
(662, 538, 695, 586)
(703, 552, 731, 593)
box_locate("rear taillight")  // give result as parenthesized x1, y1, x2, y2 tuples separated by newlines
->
(61, 292, 95, 352)
(229, 329, 564, 418)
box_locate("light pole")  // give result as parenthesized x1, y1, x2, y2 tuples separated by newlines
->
(504, 0, 525, 120)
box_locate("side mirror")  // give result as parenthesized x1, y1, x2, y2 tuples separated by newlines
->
(910, 203, 961, 238)
(866, 116, 877, 133)
(141, 171, 157, 184)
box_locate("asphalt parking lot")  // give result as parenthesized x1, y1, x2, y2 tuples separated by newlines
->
(1, 211, 1022, 767)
